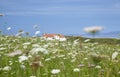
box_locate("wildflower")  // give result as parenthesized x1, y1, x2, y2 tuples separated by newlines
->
(30, 48, 39, 55)
(0, 13, 4, 16)
(50, 56, 56, 59)
(84, 46, 88, 49)
(32, 44, 40, 47)
(78, 64, 85, 67)
(28, 55, 32, 58)
(95, 65, 101, 69)
(59, 38, 67, 41)
(51, 69, 60, 74)
(57, 55, 65, 58)
(84, 39, 90, 42)
(43, 44, 49, 48)
(70, 59, 76, 62)
(84, 26, 103, 33)
(84, 26, 103, 37)
(84, 57, 88, 60)
(33, 25, 38, 29)
(0, 47, 6, 51)
(30, 76, 36, 77)
(112, 52, 118, 60)
(7, 50, 22, 57)
(7, 27, 11, 31)
(0, 68, 2, 71)
(88, 64, 95, 68)
(73, 68, 80, 72)
(45, 58, 51, 62)
(68, 52, 72, 55)
(23, 45, 27, 49)
(18, 55, 28, 63)
(30, 47, 48, 55)
(20, 64, 26, 69)
(9, 61, 13, 65)
(73, 39, 79, 45)
(35, 31, 40, 35)
(3, 66, 11, 71)
(23, 42, 31, 45)
(63, 58, 67, 60)
(15, 31, 24, 37)
(118, 71, 120, 74)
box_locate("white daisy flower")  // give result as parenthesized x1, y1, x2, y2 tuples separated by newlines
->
(3, 66, 11, 71)
(18, 55, 28, 63)
(7, 27, 11, 31)
(73, 68, 80, 72)
(112, 52, 118, 60)
(35, 31, 40, 35)
(51, 69, 60, 74)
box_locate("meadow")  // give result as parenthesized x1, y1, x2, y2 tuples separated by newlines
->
(0, 35, 120, 77)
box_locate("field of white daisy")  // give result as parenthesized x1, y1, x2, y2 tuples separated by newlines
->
(0, 35, 120, 77)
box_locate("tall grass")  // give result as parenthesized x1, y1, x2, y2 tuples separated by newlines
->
(0, 36, 120, 77)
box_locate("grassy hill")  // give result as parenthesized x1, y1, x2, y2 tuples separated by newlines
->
(66, 36, 120, 44)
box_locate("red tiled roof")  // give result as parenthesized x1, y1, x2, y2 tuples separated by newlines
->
(43, 34, 65, 38)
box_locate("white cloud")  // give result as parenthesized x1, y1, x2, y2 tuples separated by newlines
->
(5, 6, 120, 16)
(1, 0, 120, 16)
(26, 0, 92, 3)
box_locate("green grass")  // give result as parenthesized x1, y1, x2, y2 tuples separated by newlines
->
(67, 36, 120, 44)
(0, 36, 120, 77)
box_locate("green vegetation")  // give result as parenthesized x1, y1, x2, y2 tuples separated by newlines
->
(0, 36, 120, 77)
(67, 36, 120, 44)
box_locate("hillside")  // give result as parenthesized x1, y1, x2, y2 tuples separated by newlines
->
(66, 36, 120, 44)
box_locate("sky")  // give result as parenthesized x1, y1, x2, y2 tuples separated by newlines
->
(0, 0, 120, 36)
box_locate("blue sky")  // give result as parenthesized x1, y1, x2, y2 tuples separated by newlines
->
(0, 0, 120, 35)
